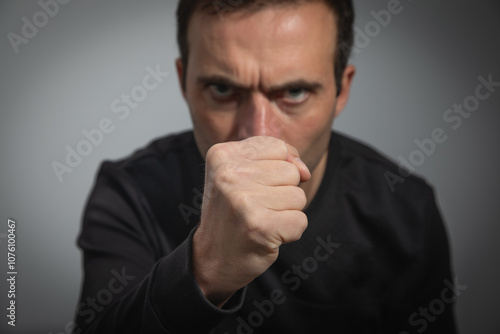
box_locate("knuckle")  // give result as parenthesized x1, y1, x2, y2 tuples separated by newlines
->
(285, 163, 301, 185)
(288, 212, 308, 243)
(206, 143, 231, 164)
(232, 190, 254, 213)
(282, 211, 308, 243)
(211, 164, 236, 187)
(246, 217, 265, 239)
(259, 136, 287, 156)
(284, 186, 307, 209)
(239, 140, 258, 160)
(278, 139, 289, 157)
(243, 212, 268, 242)
(297, 211, 308, 230)
(288, 144, 299, 157)
(294, 187, 308, 209)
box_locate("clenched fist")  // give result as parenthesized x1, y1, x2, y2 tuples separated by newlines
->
(192, 136, 311, 307)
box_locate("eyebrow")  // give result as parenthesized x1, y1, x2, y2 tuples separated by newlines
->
(197, 75, 324, 93)
(198, 75, 247, 90)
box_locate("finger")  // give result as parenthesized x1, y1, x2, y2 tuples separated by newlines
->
(206, 137, 287, 167)
(251, 160, 301, 186)
(237, 136, 289, 161)
(267, 210, 308, 245)
(257, 185, 307, 211)
(235, 136, 310, 182)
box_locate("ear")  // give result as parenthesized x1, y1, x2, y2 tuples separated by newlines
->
(175, 58, 187, 99)
(334, 64, 356, 118)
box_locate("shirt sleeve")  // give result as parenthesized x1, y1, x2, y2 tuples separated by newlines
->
(74, 163, 246, 334)
(385, 185, 458, 333)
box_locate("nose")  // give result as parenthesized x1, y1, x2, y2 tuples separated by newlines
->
(237, 93, 281, 139)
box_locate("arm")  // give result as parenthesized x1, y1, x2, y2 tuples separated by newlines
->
(388, 186, 458, 333)
(191, 136, 311, 306)
(74, 163, 245, 334)
(75, 135, 309, 333)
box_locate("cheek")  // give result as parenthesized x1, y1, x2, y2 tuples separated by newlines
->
(189, 100, 237, 154)
(284, 102, 336, 166)
(201, 113, 235, 140)
(293, 105, 335, 143)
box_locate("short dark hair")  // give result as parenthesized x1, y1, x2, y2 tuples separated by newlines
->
(176, 0, 354, 96)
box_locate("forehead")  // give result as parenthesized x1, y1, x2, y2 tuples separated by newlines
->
(187, 2, 337, 83)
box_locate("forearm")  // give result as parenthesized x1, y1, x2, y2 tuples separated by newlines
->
(75, 230, 246, 334)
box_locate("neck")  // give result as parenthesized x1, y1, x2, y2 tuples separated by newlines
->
(300, 150, 328, 209)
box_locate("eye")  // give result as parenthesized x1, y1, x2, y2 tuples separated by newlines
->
(209, 84, 234, 99)
(282, 88, 309, 104)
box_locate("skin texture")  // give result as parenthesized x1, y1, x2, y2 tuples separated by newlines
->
(175, 2, 355, 306)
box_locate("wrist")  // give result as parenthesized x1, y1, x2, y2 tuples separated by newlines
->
(192, 229, 236, 308)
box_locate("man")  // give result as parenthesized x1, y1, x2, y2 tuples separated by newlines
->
(75, 0, 457, 333)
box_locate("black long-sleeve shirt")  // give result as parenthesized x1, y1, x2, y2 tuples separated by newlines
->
(75, 130, 457, 333)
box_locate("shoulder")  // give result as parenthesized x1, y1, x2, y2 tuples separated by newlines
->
(83, 130, 203, 246)
(88, 130, 203, 219)
(331, 131, 435, 209)
(329, 132, 448, 261)
(108, 130, 199, 170)
(97, 130, 201, 181)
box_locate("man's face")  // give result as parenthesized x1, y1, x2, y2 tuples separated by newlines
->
(177, 1, 354, 174)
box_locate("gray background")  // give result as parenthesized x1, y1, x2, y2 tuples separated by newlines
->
(0, 0, 499, 333)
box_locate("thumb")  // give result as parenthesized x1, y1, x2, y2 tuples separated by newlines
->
(285, 144, 311, 182)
